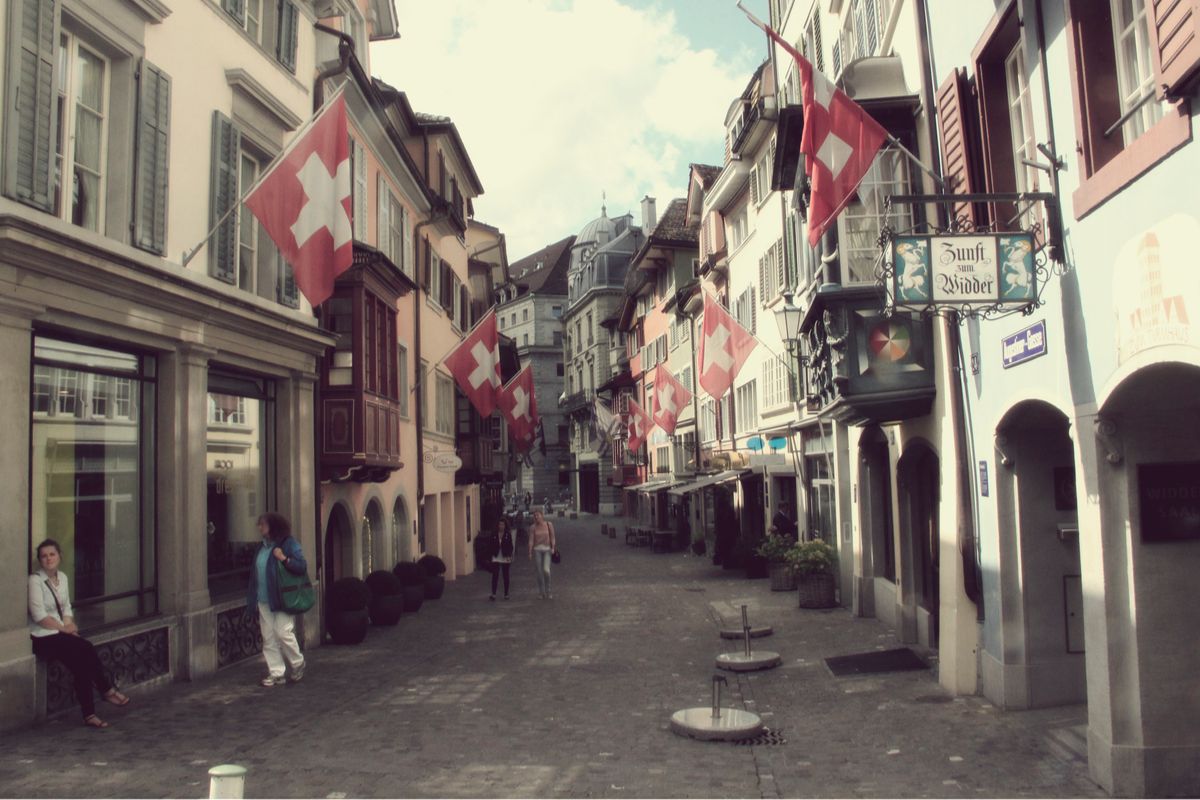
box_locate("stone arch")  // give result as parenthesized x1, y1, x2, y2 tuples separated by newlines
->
(856, 424, 895, 620)
(323, 501, 355, 586)
(362, 497, 385, 576)
(391, 493, 413, 565)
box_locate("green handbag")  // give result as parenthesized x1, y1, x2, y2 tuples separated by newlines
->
(276, 559, 315, 614)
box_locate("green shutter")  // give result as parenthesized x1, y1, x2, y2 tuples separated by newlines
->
(133, 60, 170, 254)
(4, 0, 59, 210)
(208, 111, 239, 284)
(276, 0, 298, 71)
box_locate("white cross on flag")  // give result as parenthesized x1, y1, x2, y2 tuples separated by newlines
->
(443, 308, 501, 418)
(652, 365, 693, 435)
(497, 364, 539, 451)
(697, 293, 757, 401)
(625, 398, 655, 454)
(751, 17, 887, 246)
(244, 88, 353, 307)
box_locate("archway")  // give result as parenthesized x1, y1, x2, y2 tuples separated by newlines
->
(896, 441, 939, 648)
(987, 401, 1083, 709)
(362, 498, 384, 576)
(391, 496, 411, 566)
(323, 503, 354, 586)
(857, 425, 895, 621)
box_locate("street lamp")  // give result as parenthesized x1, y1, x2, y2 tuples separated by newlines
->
(773, 291, 805, 403)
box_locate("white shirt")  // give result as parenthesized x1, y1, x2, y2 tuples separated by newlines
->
(28, 569, 72, 638)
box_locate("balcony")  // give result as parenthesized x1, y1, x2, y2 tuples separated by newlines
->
(729, 94, 778, 158)
(610, 464, 641, 487)
(562, 390, 593, 415)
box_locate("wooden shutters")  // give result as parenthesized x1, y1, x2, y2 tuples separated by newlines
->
(208, 112, 240, 284)
(133, 60, 171, 254)
(1148, 0, 1200, 99)
(4, 0, 59, 211)
(275, 0, 298, 72)
(936, 67, 985, 226)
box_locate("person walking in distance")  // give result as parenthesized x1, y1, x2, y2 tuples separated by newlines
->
(528, 509, 557, 599)
(524, 491, 532, 511)
(246, 512, 307, 686)
(490, 518, 515, 601)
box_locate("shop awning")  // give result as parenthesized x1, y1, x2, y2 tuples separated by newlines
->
(623, 478, 676, 493)
(667, 469, 750, 495)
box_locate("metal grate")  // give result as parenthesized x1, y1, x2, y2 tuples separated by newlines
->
(732, 727, 787, 746)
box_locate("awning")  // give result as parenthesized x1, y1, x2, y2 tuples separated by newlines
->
(668, 469, 750, 495)
(623, 478, 673, 493)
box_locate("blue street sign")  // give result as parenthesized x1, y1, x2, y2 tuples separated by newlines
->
(979, 460, 989, 497)
(1001, 320, 1047, 368)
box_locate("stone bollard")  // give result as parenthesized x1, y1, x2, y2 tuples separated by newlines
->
(208, 765, 247, 799)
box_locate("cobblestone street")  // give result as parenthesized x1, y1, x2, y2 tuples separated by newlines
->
(0, 514, 1104, 798)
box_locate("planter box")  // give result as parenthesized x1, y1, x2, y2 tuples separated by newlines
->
(797, 572, 836, 608)
(769, 562, 797, 592)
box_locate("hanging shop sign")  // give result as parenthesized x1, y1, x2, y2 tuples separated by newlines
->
(892, 233, 1037, 308)
(431, 453, 463, 473)
(1001, 320, 1048, 368)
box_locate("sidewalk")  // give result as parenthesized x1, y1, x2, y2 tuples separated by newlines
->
(0, 514, 1104, 798)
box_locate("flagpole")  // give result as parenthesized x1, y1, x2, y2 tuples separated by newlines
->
(180, 85, 349, 267)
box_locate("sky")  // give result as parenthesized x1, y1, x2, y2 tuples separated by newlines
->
(371, 0, 772, 261)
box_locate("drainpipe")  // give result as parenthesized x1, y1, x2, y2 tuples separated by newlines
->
(914, 0, 984, 617)
(411, 214, 449, 520)
(313, 24, 354, 112)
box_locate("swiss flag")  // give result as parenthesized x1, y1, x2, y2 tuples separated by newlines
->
(497, 364, 538, 450)
(625, 398, 654, 454)
(697, 293, 757, 400)
(244, 88, 353, 308)
(651, 365, 692, 435)
(756, 20, 887, 246)
(443, 309, 501, 417)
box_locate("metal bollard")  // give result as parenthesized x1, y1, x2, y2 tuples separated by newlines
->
(208, 764, 247, 799)
(711, 674, 728, 719)
(742, 605, 752, 657)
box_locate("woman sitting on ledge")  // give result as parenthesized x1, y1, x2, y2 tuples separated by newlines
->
(28, 539, 130, 729)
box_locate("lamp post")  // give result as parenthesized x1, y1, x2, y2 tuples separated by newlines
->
(773, 291, 805, 402)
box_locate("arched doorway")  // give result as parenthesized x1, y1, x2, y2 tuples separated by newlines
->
(323, 503, 354, 585)
(392, 496, 411, 566)
(988, 401, 1083, 709)
(857, 425, 896, 620)
(897, 441, 939, 648)
(362, 498, 384, 576)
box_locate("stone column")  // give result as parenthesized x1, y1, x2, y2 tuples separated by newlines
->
(277, 370, 320, 647)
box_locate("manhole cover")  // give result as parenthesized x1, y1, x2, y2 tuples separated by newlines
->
(732, 727, 787, 746)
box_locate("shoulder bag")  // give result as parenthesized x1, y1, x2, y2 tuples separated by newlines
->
(276, 557, 315, 614)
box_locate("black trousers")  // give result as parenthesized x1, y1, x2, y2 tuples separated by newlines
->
(32, 633, 112, 718)
(490, 562, 511, 596)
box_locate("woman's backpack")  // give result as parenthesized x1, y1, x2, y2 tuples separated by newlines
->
(499, 530, 514, 558)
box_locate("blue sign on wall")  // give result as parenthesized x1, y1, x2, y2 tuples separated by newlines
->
(979, 460, 989, 497)
(1001, 320, 1047, 369)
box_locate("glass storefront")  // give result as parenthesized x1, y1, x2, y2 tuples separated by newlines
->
(206, 371, 274, 599)
(30, 336, 157, 629)
(803, 423, 836, 541)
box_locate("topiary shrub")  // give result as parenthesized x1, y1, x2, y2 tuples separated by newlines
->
(328, 577, 370, 644)
(392, 562, 426, 613)
(417, 554, 446, 576)
(423, 573, 445, 601)
(365, 570, 403, 626)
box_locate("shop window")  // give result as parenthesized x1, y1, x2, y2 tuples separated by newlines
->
(206, 371, 275, 599)
(1062, 0, 1191, 216)
(803, 423, 836, 540)
(30, 336, 157, 629)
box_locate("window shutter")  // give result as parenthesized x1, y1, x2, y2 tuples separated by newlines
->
(749, 287, 757, 334)
(440, 261, 453, 309)
(208, 111, 240, 284)
(936, 67, 984, 226)
(133, 60, 171, 254)
(402, 205, 413, 277)
(275, 0, 298, 71)
(4, 0, 59, 210)
(351, 138, 366, 241)
(460, 284, 470, 328)
(774, 239, 786, 294)
(376, 174, 390, 257)
(812, 7, 824, 72)
(1148, 0, 1200, 99)
(222, 0, 245, 21)
(279, 261, 298, 308)
(422, 239, 431, 290)
(750, 166, 760, 205)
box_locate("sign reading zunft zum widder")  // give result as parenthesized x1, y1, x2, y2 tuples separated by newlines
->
(892, 233, 1037, 308)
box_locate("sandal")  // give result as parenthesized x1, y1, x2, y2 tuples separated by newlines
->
(83, 714, 110, 729)
(103, 689, 130, 706)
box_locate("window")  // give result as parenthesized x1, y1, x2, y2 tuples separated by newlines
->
(428, 253, 443, 309)
(523, 308, 529, 322)
(1111, 0, 1164, 143)
(54, 33, 109, 232)
(762, 356, 793, 410)
(206, 370, 274, 599)
(418, 359, 428, 428)
(435, 374, 454, 435)
(1004, 44, 1041, 229)
(655, 444, 670, 474)
(833, 0, 885, 77)
(734, 286, 757, 334)
(586, 313, 594, 344)
(842, 146, 912, 284)
(397, 343, 409, 417)
(556, 362, 564, 377)
(31, 337, 157, 628)
(553, 331, 562, 347)
(219, 0, 299, 72)
(728, 204, 750, 250)
(209, 113, 297, 306)
(558, 424, 569, 445)
(803, 423, 836, 539)
(735, 380, 758, 432)
(758, 238, 786, 303)
(351, 138, 367, 241)
(750, 142, 773, 206)
(551, 305, 563, 319)
(523, 333, 529, 346)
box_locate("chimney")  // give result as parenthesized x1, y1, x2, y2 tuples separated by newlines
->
(641, 196, 657, 232)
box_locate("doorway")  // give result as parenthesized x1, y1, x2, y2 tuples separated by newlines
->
(897, 442, 939, 648)
(858, 425, 896, 620)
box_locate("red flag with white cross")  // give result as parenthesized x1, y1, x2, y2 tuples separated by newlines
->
(497, 364, 539, 450)
(697, 293, 757, 400)
(443, 308, 501, 417)
(652, 364, 693, 435)
(625, 398, 655, 454)
(742, 9, 888, 246)
(244, 88, 353, 307)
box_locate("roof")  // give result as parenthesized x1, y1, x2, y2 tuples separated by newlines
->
(372, 78, 484, 195)
(691, 163, 722, 190)
(508, 235, 575, 295)
(647, 198, 695, 246)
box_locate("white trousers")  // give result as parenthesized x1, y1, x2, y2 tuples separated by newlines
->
(258, 602, 304, 678)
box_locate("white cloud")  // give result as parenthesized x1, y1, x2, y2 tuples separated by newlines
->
(371, 0, 756, 259)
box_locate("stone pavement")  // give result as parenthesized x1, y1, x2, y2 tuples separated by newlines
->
(0, 514, 1105, 799)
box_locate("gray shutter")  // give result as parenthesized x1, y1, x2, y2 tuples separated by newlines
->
(208, 111, 239, 284)
(4, 0, 59, 210)
(133, 60, 170, 254)
(222, 0, 245, 22)
(276, 0, 298, 71)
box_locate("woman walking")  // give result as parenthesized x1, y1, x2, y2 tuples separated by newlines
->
(28, 539, 130, 728)
(527, 509, 558, 599)
(246, 512, 307, 687)
(490, 518, 516, 601)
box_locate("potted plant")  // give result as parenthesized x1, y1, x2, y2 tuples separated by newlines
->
(392, 561, 426, 613)
(417, 554, 447, 600)
(786, 538, 837, 608)
(328, 577, 370, 644)
(740, 535, 769, 579)
(756, 534, 797, 592)
(364, 570, 404, 626)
